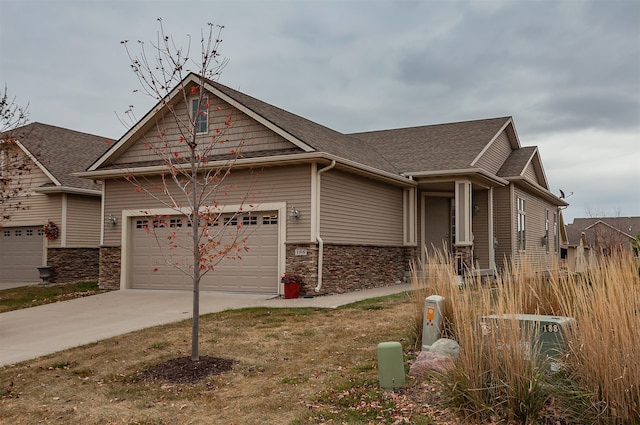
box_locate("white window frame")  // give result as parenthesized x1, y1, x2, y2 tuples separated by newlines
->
(192, 96, 209, 134)
(517, 197, 526, 251)
(545, 210, 550, 253)
(553, 212, 558, 253)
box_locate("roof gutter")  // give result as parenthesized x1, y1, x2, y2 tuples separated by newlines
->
(33, 186, 102, 197)
(314, 160, 336, 293)
(508, 176, 569, 207)
(76, 152, 416, 187)
(403, 168, 510, 187)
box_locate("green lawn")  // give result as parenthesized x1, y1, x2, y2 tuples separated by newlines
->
(0, 281, 105, 313)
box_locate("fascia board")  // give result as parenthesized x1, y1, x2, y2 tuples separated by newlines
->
(509, 176, 569, 206)
(203, 81, 316, 153)
(89, 74, 316, 172)
(530, 149, 550, 189)
(15, 140, 61, 186)
(404, 168, 509, 186)
(88, 74, 202, 172)
(470, 117, 514, 167)
(33, 186, 101, 197)
(77, 152, 415, 187)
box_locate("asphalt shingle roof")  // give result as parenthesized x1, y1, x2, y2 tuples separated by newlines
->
(565, 217, 640, 245)
(208, 79, 399, 174)
(348, 117, 511, 173)
(497, 146, 537, 178)
(5, 122, 111, 191)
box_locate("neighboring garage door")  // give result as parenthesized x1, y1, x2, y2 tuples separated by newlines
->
(130, 212, 279, 293)
(0, 226, 44, 285)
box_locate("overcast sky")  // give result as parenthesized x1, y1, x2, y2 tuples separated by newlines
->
(1, 0, 638, 223)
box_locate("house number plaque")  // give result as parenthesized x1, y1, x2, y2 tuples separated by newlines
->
(294, 248, 307, 256)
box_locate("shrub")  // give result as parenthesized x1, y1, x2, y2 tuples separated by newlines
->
(411, 249, 640, 424)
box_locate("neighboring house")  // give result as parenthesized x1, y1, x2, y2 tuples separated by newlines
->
(79, 73, 567, 295)
(0, 123, 109, 286)
(564, 216, 640, 272)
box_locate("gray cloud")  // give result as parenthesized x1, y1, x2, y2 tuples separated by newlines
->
(1, 0, 638, 221)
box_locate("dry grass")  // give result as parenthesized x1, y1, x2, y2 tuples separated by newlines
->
(0, 293, 440, 425)
(554, 252, 640, 423)
(411, 249, 640, 424)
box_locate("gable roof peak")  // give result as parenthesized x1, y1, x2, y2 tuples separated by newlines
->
(3, 121, 111, 191)
(90, 72, 399, 174)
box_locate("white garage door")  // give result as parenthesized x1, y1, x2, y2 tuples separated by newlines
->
(0, 226, 44, 286)
(130, 212, 279, 293)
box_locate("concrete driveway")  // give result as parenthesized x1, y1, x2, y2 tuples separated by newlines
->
(0, 284, 411, 366)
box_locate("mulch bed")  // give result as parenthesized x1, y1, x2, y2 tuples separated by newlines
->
(143, 356, 237, 384)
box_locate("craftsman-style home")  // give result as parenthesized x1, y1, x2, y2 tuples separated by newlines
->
(0, 123, 109, 287)
(80, 73, 567, 295)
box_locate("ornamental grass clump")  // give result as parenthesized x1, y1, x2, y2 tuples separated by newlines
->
(411, 249, 640, 424)
(408, 247, 460, 348)
(553, 250, 640, 424)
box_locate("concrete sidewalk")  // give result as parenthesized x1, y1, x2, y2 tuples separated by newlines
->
(0, 284, 411, 366)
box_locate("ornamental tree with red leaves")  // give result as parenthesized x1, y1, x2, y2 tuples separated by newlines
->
(121, 20, 258, 361)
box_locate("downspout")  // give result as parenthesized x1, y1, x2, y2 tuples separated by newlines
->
(315, 160, 336, 292)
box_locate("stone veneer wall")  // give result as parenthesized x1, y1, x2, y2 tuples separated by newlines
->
(46, 247, 99, 284)
(286, 243, 413, 295)
(454, 245, 473, 274)
(285, 244, 319, 296)
(99, 246, 121, 290)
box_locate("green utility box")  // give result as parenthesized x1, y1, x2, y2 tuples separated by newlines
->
(480, 314, 576, 370)
(377, 342, 405, 390)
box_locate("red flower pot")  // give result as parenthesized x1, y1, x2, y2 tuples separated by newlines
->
(284, 282, 301, 299)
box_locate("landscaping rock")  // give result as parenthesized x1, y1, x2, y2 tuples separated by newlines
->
(409, 351, 455, 376)
(429, 338, 460, 360)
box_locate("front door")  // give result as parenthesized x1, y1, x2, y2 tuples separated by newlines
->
(422, 196, 453, 259)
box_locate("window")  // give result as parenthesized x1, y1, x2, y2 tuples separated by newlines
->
(553, 212, 558, 253)
(224, 216, 238, 226)
(3, 230, 10, 237)
(26, 229, 33, 236)
(545, 210, 550, 253)
(169, 218, 183, 228)
(263, 214, 278, 225)
(152, 219, 167, 228)
(517, 197, 526, 251)
(192, 97, 208, 134)
(14, 229, 22, 237)
(243, 216, 258, 226)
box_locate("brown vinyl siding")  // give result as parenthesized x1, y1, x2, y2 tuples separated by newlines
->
(493, 185, 513, 270)
(513, 187, 558, 269)
(65, 195, 101, 247)
(102, 164, 312, 246)
(2, 164, 55, 226)
(473, 131, 512, 174)
(114, 94, 294, 165)
(320, 170, 403, 245)
(523, 163, 538, 182)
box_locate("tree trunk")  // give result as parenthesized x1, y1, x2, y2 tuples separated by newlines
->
(190, 127, 201, 362)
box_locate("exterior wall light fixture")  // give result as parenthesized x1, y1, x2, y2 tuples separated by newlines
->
(108, 215, 118, 227)
(288, 207, 300, 222)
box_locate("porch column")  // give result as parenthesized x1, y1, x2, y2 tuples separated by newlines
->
(488, 187, 495, 273)
(455, 180, 473, 273)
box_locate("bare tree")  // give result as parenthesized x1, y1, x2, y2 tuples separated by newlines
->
(122, 20, 257, 361)
(0, 86, 30, 226)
